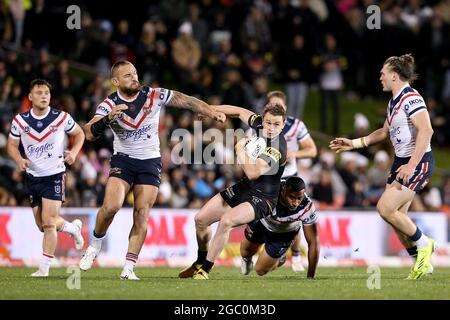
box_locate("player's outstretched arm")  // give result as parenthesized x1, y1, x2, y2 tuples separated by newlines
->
(213, 105, 255, 125)
(65, 125, 85, 165)
(303, 223, 320, 279)
(6, 137, 30, 171)
(166, 91, 225, 123)
(329, 120, 389, 153)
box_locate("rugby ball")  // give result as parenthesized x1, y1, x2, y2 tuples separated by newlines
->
(244, 136, 266, 160)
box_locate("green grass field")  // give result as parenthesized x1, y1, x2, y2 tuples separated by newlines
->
(1, 267, 449, 300)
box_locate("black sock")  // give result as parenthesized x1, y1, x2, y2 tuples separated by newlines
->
(93, 231, 106, 239)
(406, 246, 418, 258)
(195, 250, 207, 265)
(202, 260, 214, 273)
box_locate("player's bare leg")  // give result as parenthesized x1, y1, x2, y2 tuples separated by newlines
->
(31, 199, 60, 277)
(80, 177, 129, 271)
(32, 206, 84, 250)
(194, 202, 255, 279)
(254, 248, 279, 276)
(377, 182, 435, 279)
(240, 237, 261, 275)
(120, 184, 158, 280)
(290, 232, 305, 272)
(179, 194, 229, 278)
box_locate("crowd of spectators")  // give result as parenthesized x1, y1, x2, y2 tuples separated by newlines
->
(0, 0, 449, 212)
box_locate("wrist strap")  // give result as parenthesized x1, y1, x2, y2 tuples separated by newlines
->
(351, 137, 368, 149)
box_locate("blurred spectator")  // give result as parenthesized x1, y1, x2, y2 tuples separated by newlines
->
(313, 34, 347, 135)
(278, 34, 311, 119)
(366, 150, 391, 206)
(172, 21, 202, 90)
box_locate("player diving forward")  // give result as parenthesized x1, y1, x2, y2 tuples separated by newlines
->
(7, 79, 85, 277)
(240, 176, 319, 278)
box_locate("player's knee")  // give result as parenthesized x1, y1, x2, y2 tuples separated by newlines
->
(376, 201, 393, 218)
(194, 213, 208, 229)
(41, 224, 56, 231)
(102, 203, 121, 217)
(219, 215, 234, 229)
(255, 266, 269, 276)
(36, 224, 44, 233)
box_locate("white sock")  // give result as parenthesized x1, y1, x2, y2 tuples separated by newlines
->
(416, 234, 430, 249)
(60, 221, 78, 237)
(125, 252, 138, 271)
(40, 253, 53, 273)
(92, 233, 106, 250)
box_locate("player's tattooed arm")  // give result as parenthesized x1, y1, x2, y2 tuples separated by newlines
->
(167, 91, 225, 122)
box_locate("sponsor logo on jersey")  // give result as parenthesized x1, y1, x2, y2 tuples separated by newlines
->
(24, 126, 30, 133)
(118, 124, 152, 141)
(409, 98, 423, 106)
(27, 143, 54, 158)
(263, 147, 282, 162)
(49, 125, 58, 133)
(251, 196, 262, 205)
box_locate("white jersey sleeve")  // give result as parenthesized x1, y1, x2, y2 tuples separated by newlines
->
(64, 113, 77, 134)
(95, 98, 114, 117)
(300, 201, 318, 225)
(9, 116, 22, 140)
(402, 95, 427, 118)
(297, 121, 310, 142)
(156, 87, 173, 109)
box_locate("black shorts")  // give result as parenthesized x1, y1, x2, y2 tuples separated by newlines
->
(109, 153, 162, 187)
(220, 180, 276, 220)
(26, 172, 66, 207)
(244, 220, 298, 259)
(387, 151, 434, 192)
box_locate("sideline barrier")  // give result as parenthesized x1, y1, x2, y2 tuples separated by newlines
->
(0, 207, 448, 267)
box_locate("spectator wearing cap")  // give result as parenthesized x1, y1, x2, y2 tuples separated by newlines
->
(172, 21, 202, 91)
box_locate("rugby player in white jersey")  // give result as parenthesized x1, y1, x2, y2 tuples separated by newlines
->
(79, 60, 226, 280)
(240, 176, 319, 278)
(330, 54, 436, 280)
(7, 79, 85, 277)
(266, 91, 317, 272)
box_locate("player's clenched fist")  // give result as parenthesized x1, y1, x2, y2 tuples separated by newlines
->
(64, 150, 77, 165)
(17, 158, 30, 171)
(107, 104, 128, 122)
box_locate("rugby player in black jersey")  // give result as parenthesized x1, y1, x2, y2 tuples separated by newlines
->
(179, 103, 287, 279)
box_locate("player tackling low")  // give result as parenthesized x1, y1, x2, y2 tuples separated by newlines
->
(240, 176, 319, 278)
